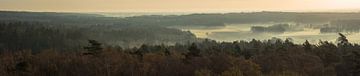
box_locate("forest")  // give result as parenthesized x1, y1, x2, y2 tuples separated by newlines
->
(1, 11, 360, 76)
(1, 34, 360, 76)
(0, 21, 197, 51)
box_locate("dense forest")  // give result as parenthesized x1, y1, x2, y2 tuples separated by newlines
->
(0, 21, 197, 51)
(1, 34, 360, 76)
(1, 11, 360, 76)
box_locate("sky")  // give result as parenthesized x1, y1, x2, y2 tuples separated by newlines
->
(0, 0, 360, 12)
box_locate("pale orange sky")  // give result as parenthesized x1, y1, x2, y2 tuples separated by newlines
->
(0, 0, 360, 12)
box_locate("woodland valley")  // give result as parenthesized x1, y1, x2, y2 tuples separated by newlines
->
(1, 11, 360, 76)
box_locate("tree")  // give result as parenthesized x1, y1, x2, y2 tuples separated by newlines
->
(83, 40, 103, 55)
(337, 33, 350, 46)
(284, 38, 295, 47)
(303, 40, 312, 51)
(187, 43, 201, 57)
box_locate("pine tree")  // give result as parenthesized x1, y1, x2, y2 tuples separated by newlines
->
(284, 38, 294, 46)
(184, 43, 201, 61)
(83, 40, 103, 55)
(303, 40, 312, 51)
(337, 33, 350, 46)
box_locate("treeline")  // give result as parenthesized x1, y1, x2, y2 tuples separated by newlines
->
(0, 21, 197, 51)
(320, 19, 360, 33)
(3, 11, 360, 28)
(250, 24, 290, 33)
(1, 34, 359, 76)
(0, 21, 83, 51)
(126, 11, 360, 26)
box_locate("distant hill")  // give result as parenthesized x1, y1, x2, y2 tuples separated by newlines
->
(2, 11, 360, 27)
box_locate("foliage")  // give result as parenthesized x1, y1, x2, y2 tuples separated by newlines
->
(1, 35, 360, 76)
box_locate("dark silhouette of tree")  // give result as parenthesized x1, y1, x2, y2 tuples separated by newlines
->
(303, 40, 312, 51)
(337, 33, 350, 46)
(134, 44, 151, 57)
(184, 43, 201, 61)
(284, 38, 295, 47)
(83, 40, 103, 55)
(164, 48, 171, 56)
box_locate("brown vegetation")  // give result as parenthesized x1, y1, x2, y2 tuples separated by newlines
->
(0, 34, 360, 76)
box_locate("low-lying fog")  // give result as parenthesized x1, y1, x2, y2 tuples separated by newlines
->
(179, 23, 360, 44)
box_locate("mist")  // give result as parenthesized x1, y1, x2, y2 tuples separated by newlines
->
(182, 23, 360, 44)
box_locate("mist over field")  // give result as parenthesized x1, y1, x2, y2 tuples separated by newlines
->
(93, 12, 360, 45)
(100, 12, 360, 44)
(180, 23, 360, 44)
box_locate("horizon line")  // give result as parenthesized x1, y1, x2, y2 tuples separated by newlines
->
(1, 9, 360, 13)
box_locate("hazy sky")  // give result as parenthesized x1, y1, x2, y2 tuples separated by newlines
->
(0, 0, 360, 12)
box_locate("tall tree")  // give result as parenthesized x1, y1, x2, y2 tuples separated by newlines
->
(337, 33, 350, 46)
